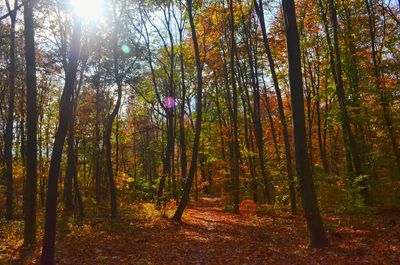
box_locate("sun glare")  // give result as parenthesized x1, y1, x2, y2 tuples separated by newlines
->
(70, 0, 104, 21)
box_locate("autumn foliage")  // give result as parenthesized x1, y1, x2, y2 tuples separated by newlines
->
(0, 0, 399, 264)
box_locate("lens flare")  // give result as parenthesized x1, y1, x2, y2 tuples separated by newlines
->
(164, 97, 175, 109)
(121, 44, 130, 54)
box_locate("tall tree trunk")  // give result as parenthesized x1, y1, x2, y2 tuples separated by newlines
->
(39, 112, 45, 207)
(220, 37, 235, 197)
(93, 75, 101, 203)
(235, 57, 256, 202)
(241, 13, 268, 206)
(105, 6, 123, 218)
(282, 0, 328, 248)
(158, 109, 173, 202)
(173, 0, 203, 221)
(343, 5, 367, 168)
(72, 138, 83, 219)
(214, 81, 230, 193)
(179, 30, 187, 189)
(23, 0, 37, 245)
(303, 62, 314, 172)
(65, 63, 85, 212)
(261, 73, 281, 162)
(4, 0, 17, 220)
(316, 84, 329, 173)
(228, 0, 241, 213)
(116, 113, 119, 175)
(240, 81, 257, 203)
(64, 117, 74, 211)
(317, 0, 353, 175)
(255, 0, 295, 208)
(157, 4, 176, 202)
(328, 0, 368, 201)
(179, 60, 187, 188)
(365, 0, 400, 172)
(41, 18, 82, 265)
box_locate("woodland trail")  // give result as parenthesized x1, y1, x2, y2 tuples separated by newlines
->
(10, 197, 400, 265)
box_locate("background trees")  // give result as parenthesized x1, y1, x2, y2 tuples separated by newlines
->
(0, 0, 399, 263)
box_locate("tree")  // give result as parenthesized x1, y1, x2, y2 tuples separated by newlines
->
(255, 0, 296, 210)
(173, 0, 203, 221)
(41, 17, 82, 265)
(282, 0, 328, 247)
(104, 1, 124, 219)
(327, 0, 368, 201)
(228, 0, 241, 213)
(365, 0, 400, 172)
(4, 0, 18, 220)
(23, 0, 38, 246)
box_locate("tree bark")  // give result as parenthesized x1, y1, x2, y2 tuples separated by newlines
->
(64, 118, 74, 211)
(328, 0, 368, 201)
(228, 0, 241, 213)
(40, 18, 82, 265)
(255, 0, 295, 208)
(93, 75, 101, 203)
(4, 0, 18, 220)
(178, 26, 187, 189)
(104, 6, 123, 218)
(173, 0, 203, 221)
(282, 0, 328, 248)
(23, 0, 38, 245)
(365, 0, 400, 172)
(65, 62, 85, 212)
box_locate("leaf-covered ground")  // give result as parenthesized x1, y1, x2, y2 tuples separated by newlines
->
(3, 197, 400, 264)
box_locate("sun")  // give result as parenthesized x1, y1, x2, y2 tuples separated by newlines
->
(70, 0, 104, 21)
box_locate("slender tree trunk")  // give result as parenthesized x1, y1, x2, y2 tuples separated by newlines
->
(282, 0, 328, 248)
(214, 81, 230, 193)
(94, 75, 101, 203)
(116, 113, 119, 175)
(158, 109, 173, 201)
(179, 31, 187, 189)
(317, 0, 353, 175)
(328, 0, 368, 201)
(105, 7, 123, 217)
(255, 0, 295, 208)
(65, 63, 85, 212)
(179, 98, 187, 187)
(23, 0, 37, 245)
(316, 86, 329, 173)
(241, 83, 257, 203)
(261, 75, 281, 162)
(64, 116, 74, 211)
(156, 4, 176, 201)
(41, 18, 82, 265)
(20, 103, 26, 165)
(220, 36, 236, 197)
(72, 139, 83, 219)
(173, 0, 203, 221)
(303, 65, 314, 172)
(365, 0, 400, 172)
(343, 6, 367, 168)
(228, 0, 241, 213)
(39, 113, 45, 207)
(171, 108, 177, 198)
(4, 0, 17, 220)
(241, 14, 268, 206)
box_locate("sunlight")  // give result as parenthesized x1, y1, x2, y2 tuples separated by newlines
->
(70, 0, 104, 21)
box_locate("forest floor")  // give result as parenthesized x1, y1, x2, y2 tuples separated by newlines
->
(2, 197, 400, 265)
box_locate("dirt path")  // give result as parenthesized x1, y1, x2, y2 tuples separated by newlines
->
(13, 197, 400, 264)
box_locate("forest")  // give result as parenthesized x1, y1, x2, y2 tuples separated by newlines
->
(0, 0, 399, 264)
